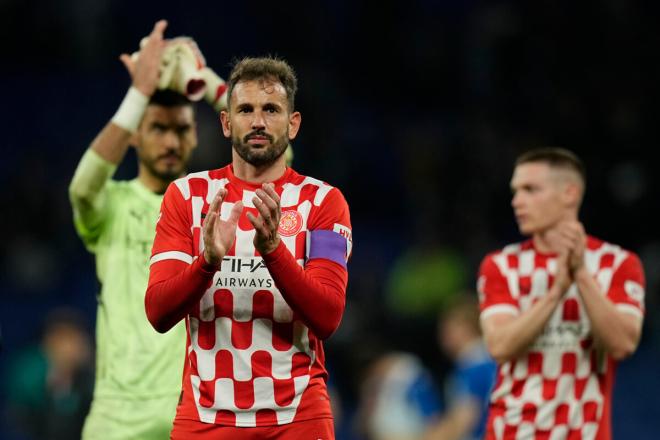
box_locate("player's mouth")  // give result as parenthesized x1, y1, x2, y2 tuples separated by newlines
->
(159, 153, 182, 165)
(245, 132, 273, 147)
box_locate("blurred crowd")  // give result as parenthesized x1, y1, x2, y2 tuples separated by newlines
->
(2, 1, 659, 439)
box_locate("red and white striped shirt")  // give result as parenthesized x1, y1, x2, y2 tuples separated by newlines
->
(146, 165, 352, 428)
(478, 236, 645, 440)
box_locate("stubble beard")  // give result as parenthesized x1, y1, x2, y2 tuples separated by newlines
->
(233, 130, 289, 167)
(140, 152, 186, 183)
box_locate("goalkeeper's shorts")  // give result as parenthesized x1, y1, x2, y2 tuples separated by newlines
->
(82, 394, 178, 440)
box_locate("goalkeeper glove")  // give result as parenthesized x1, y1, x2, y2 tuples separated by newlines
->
(201, 67, 228, 112)
(132, 36, 208, 101)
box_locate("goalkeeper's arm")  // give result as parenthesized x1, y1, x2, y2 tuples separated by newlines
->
(69, 20, 166, 231)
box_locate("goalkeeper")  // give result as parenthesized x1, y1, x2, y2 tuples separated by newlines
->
(69, 20, 229, 439)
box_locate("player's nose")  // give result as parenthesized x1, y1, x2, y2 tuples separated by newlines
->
(162, 130, 181, 149)
(511, 192, 523, 209)
(251, 110, 266, 130)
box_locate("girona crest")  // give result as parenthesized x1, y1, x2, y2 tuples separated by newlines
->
(278, 210, 303, 236)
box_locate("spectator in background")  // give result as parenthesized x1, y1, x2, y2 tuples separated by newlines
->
(424, 294, 496, 440)
(383, 231, 469, 367)
(355, 348, 441, 440)
(5, 307, 94, 440)
(478, 148, 645, 439)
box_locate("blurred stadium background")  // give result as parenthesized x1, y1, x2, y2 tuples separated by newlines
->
(1, 1, 659, 439)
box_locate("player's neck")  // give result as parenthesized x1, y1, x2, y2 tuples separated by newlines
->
(138, 169, 170, 195)
(533, 214, 579, 254)
(532, 230, 553, 254)
(231, 154, 287, 184)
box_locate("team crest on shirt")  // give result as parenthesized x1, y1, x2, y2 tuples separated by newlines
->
(278, 210, 303, 236)
(624, 280, 644, 303)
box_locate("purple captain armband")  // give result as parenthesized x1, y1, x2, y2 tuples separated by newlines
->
(308, 229, 348, 268)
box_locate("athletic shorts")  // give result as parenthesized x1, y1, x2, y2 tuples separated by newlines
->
(170, 417, 335, 440)
(82, 395, 178, 440)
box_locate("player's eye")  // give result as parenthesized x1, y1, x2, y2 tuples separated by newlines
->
(177, 125, 192, 135)
(151, 124, 167, 133)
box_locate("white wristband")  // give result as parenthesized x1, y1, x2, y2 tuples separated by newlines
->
(111, 87, 149, 133)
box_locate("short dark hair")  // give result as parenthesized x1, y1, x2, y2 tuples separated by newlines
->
(226, 56, 298, 111)
(515, 147, 586, 186)
(149, 89, 193, 108)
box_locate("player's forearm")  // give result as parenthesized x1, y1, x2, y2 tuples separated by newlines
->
(263, 241, 347, 340)
(484, 288, 562, 363)
(145, 256, 216, 333)
(574, 268, 641, 359)
(94, 86, 150, 164)
(89, 121, 133, 165)
(69, 86, 148, 208)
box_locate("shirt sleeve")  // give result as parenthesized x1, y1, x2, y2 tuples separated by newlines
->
(145, 182, 214, 333)
(68, 149, 117, 250)
(477, 253, 519, 320)
(606, 252, 645, 319)
(307, 187, 353, 265)
(262, 186, 352, 340)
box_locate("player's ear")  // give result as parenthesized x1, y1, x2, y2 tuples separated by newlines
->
(220, 111, 231, 138)
(288, 111, 301, 140)
(563, 180, 581, 208)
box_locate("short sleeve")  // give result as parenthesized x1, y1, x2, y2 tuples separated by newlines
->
(477, 253, 519, 320)
(607, 252, 645, 319)
(306, 187, 352, 267)
(150, 182, 194, 266)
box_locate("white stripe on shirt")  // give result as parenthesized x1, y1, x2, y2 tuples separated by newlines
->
(150, 251, 193, 265)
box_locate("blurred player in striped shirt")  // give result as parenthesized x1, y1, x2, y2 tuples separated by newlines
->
(477, 148, 645, 439)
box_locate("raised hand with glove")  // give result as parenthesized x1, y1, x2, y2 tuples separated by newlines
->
(128, 34, 228, 111)
(164, 36, 228, 111)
